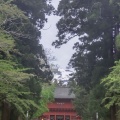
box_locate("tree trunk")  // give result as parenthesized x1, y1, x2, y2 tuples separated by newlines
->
(10, 109, 20, 120)
(110, 104, 116, 120)
(1, 102, 10, 120)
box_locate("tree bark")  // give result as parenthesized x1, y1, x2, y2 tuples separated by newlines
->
(110, 104, 116, 120)
(1, 102, 10, 120)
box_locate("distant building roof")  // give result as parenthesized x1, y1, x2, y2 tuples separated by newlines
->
(54, 87, 75, 99)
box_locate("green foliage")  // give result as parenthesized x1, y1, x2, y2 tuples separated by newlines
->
(73, 86, 90, 119)
(73, 85, 109, 120)
(115, 34, 120, 51)
(0, 60, 38, 118)
(32, 84, 55, 119)
(54, 0, 119, 89)
(101, 61, 120, 118)
(0, 0, 54, 119)
(0, 2, 27, 26)
(0, 0, 53, 80)
(13, 0, 54, 27)
(88, 85, 109, 120)
(0, 31, 15, 57)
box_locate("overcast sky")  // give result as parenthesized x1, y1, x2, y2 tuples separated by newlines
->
(40, 0, 78, 69)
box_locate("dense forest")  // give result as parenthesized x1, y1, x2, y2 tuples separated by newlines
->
(53, 0, 120, 120)
(0, 0, 54, 120)
(0, 0, 120, 120)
